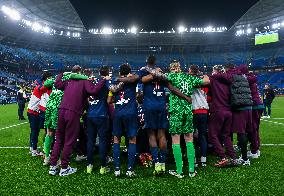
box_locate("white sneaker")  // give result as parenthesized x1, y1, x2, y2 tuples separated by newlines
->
(114, 170, 121, 177)
(75, 155, 87, 161)
(59, 166, 77, 176)
(247, 151, 258, 159)
(126, 170, 136, 178)
(261, 116, 267, 119)
(266, 116, 270, 119)
(43, 156, 50, 166)
(49, 165, 59, 175)
(31, 150, 43, 157)
(236, 157, 250, 166)
(189, 171, 197, 178)
(168, 170, 184, 179)
(106, 156, 114, 163)
(257, 150, 261, 157)
(29, 147, 33, 154)
(201, 156, 207, 167)
(242, 159, 251, 166)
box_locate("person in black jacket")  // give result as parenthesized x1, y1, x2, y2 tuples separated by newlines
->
(262, 84, 275, 118)
(17, 85, 27, 120)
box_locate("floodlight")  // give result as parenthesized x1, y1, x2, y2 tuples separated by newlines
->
(1, 6, 21, 21)
(43, 26, 50, 33)
(32, 22, 42, 31)
(23, 19, 32, 27)
(102, 27, 112, 34)
(247, 28, 252, 34)
(130, 26, 137, 34)
(178, 26, 186, 33)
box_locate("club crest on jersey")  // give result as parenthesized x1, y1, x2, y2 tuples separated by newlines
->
(153, 82, 163, 97)
(116, 98, 130, 105)
(89, 99, 99, 105)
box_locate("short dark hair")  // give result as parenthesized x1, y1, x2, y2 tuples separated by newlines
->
(41, 72, 52, 81)
(225, 63, 235, 70)
(189, 65, 199, 75)
(213, 65, 224, 73)
(119, 63, 131, 76)
(72, 65, 82, 73)
(83, 69, 93, 77)
(100, 66, 109, 76)
(147, 55, 156, 65)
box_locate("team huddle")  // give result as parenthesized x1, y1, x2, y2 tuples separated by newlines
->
(26, 55, 263, 178)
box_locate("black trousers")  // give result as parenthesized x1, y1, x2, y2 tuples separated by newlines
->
(18, 103, 25, 119)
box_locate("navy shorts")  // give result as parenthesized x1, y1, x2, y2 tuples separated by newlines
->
(39, 110, 46, 129)
(143, 109, 169, 130)
(113, 114, 137, 137)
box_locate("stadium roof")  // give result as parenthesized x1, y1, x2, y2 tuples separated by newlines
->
(0, 0, 85, 31)
(232, 0, 284, 28)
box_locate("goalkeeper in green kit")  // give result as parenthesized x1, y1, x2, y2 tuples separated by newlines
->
(148, 61, 210, 178)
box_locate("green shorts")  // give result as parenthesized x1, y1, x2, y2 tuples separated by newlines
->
(169, 109, 194, 134)
(44, 91, 63, 130)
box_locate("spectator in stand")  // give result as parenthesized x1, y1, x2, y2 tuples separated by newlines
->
(262, 84, 275, 118)
(17, 85, 27, 120)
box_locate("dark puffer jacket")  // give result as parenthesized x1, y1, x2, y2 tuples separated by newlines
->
(230, 74, 253, 107)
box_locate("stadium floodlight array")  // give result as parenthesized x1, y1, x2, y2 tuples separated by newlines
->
(89, 27, 137, 35)
(1, 6, 21, 21)
(1, 5, 82, 39)
(190, 26, 227, 33)
(88, 25, 227, 35)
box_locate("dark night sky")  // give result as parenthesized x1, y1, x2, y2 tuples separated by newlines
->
(70, 0, 259, 30)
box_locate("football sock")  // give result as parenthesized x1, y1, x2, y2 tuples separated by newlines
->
(172, 144, 183, 174)
(150, 147, 159, 163)
(238, 133, 248, 161)
(127, 143, 136, 171)
(113, 143, 120, 170)
(99, 137, 107, 167)
(186, 142, 195, 173)
(44, 135, 53, 158)
(159, 149, 167, 164)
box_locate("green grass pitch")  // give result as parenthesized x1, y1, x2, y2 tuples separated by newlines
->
(0, 98, 283, 195)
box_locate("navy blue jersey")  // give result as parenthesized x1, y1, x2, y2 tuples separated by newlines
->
(138, 69, 167, 111)
(113, 81, 138, 116)
(87, 78, 110, 118)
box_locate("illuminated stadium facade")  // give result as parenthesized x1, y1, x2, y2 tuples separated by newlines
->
(0, 0, 283, 67)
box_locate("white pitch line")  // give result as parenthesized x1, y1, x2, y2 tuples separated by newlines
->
(270, 118, 284, 120)
(261, 144, 284, 146)
(0, 122, 28, 131)
(0, 147, 29, 149)
(261, 119, 284, 126)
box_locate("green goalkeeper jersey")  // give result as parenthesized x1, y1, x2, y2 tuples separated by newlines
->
(167, 72, 203, 113)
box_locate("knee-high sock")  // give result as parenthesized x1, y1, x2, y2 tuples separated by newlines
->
(44, 135, 53, 158)
(127, 143, 136, 171)
(159, 149, 167, 164)
(172, 144, 183, 174)
(99, 137, 107, 167)
(238, 133, 248, 161)
(186, 142, 195, 173)
(113, 143, 120, 170)
(150, 147, 159, 163)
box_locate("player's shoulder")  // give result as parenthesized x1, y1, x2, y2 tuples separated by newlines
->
(138, 67, 148, 75)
